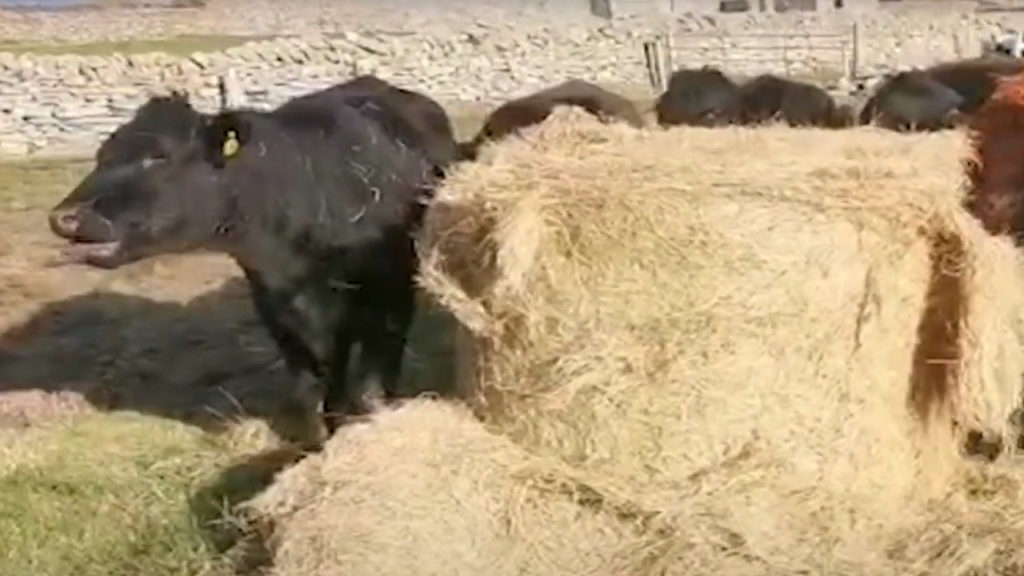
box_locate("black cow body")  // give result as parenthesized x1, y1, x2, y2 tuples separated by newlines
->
(655, 66, 742, 127)
(457, 78, 645, 161)
(287, 74, 458, 174)
(47, 88, 438, 440)
(859, 70, 965, 131)
(738, 74, 853, 128)
(924, 56, 1024, 114)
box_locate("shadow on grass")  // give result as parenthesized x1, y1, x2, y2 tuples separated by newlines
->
(0, 277, 462, 573)
(0, 274, 461, 446)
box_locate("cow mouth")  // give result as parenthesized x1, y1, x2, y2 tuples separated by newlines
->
(57, 240, 125, 269)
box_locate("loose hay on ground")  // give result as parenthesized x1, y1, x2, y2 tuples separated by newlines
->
(413, 109, 1024, 574)
(243, 399, 644, 576)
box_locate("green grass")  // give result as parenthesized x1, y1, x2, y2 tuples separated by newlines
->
(0, 412, 276, 576)
(0, 34, 271, 57)
(0, 158, 90, 209)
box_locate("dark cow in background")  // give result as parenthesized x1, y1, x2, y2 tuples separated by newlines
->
(850, 56, 1024, 132)
(858, 70, 965, 132)
(457, 78, 644, 161)
(655, 66, 743, 127)
(924, 56, 1024, 115)
(648, 58, 1024, 133)
(738, 74, 855, 128)
(47, 86, 440, 442)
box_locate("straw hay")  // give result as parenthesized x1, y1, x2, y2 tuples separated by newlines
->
(242, 399, 645, 576)
(411, 108, 1024, 574)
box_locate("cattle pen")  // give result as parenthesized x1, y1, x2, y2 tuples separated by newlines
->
(642, 21, 986, 92)
(643, 25, 861, 91)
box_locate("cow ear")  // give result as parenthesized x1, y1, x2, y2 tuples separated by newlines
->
(203, 112, 252, 166)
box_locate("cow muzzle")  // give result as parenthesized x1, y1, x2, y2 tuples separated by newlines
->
(48, 207, 116, 244)
(48, 207, 80, 239)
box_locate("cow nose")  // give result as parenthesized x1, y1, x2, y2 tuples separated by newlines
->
(49, 208, 80, 238)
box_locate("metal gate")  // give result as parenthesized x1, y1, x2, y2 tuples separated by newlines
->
(643, 24, 860, 92)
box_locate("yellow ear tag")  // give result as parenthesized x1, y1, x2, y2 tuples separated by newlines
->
(222, 130, 240, 158)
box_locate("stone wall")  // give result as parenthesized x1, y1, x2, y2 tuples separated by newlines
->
(0, 2, 1020, 158)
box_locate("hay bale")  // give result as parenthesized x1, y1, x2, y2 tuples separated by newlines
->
(242, 399, 647, 576)
(417, 108, 1024, 573)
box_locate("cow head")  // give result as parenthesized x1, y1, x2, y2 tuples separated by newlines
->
(48, 97, 256, 269)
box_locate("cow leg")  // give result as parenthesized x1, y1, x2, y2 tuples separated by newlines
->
(244, 268, 329, 445)
(320, 286, 379, 436)
(357, 281, 416, 404)
(321, 329, 365, 435)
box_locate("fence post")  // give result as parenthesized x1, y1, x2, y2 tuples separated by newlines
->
(643, 39, 667, 92)
(848, 21, 860, 81)
(782, 35, 791, 75)
(664, 19, 675, 82)
(963, 26, 978, 58)
(218, 68, 245, 110)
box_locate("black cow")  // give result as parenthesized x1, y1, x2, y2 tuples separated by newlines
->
(858, 70, 965, 132)
(654, 66, 742, 127)
(924, 56, 1024, 115)
(286, 74, 459, 175)
(738, 74, 854, 128)
(457, 79, 644, 161)
(47, 90, 438, 440)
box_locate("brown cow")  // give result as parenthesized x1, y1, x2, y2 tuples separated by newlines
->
(457, 79, 645, 161)
(963, 71, 1024, 240)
